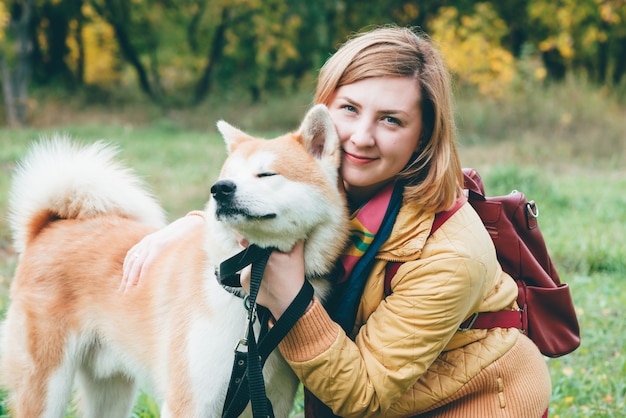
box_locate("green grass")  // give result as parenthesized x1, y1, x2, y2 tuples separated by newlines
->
(0, 78, 624, 416)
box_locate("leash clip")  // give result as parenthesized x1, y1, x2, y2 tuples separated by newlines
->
(235, 337, 248, 352)
(235, 320, 251, 353)
(244, 295, 258, 324)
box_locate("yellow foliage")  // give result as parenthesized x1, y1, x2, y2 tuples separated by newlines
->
(0, 2, 8, 42)
(404, 3, 419, 20)
(392, 3, 419, 24)
(534, 67, 547, 81)
(83, 26, 120, 84)
(600, 3, 620, 24)
(65, 4, 121, 85)
(37, 19, 50, 54)
(224, 31, 238, 56)
(557, 32, 575, 59)
(429, 4, 515, 98)
(529, 0, 626, 65)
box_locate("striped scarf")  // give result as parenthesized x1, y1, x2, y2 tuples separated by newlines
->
(329, 180, 405, 334)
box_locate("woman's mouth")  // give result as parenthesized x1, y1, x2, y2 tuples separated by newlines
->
(344, 151, 377, 165)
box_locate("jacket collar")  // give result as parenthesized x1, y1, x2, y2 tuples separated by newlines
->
(376, 195, 435, 262)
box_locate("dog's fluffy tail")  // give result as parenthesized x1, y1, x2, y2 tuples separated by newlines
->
(8, 135, 167, 254)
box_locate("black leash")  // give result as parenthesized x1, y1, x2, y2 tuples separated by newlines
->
(219, 244, 273, 288)
(219, 244, 314, 418)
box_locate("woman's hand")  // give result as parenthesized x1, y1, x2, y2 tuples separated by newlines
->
(121, 214, 205, 291)
(239, 240, 306, 320)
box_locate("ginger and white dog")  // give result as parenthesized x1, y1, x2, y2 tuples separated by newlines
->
(0, 104, 348, 418)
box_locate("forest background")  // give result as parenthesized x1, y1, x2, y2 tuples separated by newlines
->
(1, 0, 626, 417)
(1, 0, 626, 127)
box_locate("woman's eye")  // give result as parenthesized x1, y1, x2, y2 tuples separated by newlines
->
(384, 116, 401, 126)
(257, 172, 277, 178)
(343, 105, 357, 113)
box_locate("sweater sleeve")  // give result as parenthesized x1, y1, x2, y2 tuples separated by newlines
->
(279, 296, 340, 362)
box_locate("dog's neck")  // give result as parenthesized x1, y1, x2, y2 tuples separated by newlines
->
(206, 219, 343, 278)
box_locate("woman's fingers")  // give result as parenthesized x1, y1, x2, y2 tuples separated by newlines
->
(121, 242, 149, 291)
(120, 215, 206, 292)
(121, 234, 162, 291)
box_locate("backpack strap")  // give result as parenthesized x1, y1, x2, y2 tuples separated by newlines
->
(384, 198, 464, 296)
(458, 309, 522, 331)
(431, 198, 465, 234)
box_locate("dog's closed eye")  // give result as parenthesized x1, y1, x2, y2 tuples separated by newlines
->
(257, 172, 277, 178)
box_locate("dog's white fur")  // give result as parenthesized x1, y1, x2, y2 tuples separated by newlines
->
(0, 104, 348, 418)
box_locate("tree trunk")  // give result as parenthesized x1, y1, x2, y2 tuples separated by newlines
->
(193, 7, 229, 104)
(541, 48, 567, 81)
(0, 53, 18, 127)
(186, 1, 208, 54)
(91, 0, 157, 101)
(76, 10, 85, 84)
(1, 0, 34, 127)
(41, 1, 72, 83)
(612, 37, 626, 86)
(112, 20, 156, 100)
(596, 20, 610, 84)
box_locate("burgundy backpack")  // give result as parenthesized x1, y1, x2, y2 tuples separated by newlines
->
(385, 168, 581, 358)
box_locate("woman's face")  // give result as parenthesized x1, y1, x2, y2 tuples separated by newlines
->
(327, 77, 423, 204)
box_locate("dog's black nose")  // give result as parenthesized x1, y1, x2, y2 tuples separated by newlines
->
(211, 180, 236, 200)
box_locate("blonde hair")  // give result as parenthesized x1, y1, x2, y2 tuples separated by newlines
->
(315, 26, 462, 213)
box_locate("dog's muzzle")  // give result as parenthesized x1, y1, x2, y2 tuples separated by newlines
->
(211, 179, 277, 221)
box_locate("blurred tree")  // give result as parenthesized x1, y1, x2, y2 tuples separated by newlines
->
(1, 0, 34, 127)
(191, 2, 228, 104)
(215, 0, 314, 102)
(429, 3, 515, 97)
(89, 0, 160, 100)
(32, 0, 84, 86)
(67, 3, 121, 85)
(528, 0, 626, 85)
(81, 0, 313, 104)
(490, 0, 529, 57)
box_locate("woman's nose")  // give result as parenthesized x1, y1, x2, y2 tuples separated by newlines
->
(349, 119, 375, 147)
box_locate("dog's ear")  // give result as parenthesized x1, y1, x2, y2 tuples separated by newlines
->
(297, 104, 341, 165)
(216, 121, 254, 154)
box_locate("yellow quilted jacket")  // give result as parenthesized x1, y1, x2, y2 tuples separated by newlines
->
(279, 198, 521, 417)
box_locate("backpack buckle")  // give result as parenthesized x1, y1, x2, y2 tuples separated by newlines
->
(458, 312, 479, 331)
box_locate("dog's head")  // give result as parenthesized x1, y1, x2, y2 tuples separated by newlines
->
(208, 105, 348, 276)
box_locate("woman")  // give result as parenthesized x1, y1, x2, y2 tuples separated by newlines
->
(123, 26, 551, 417)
